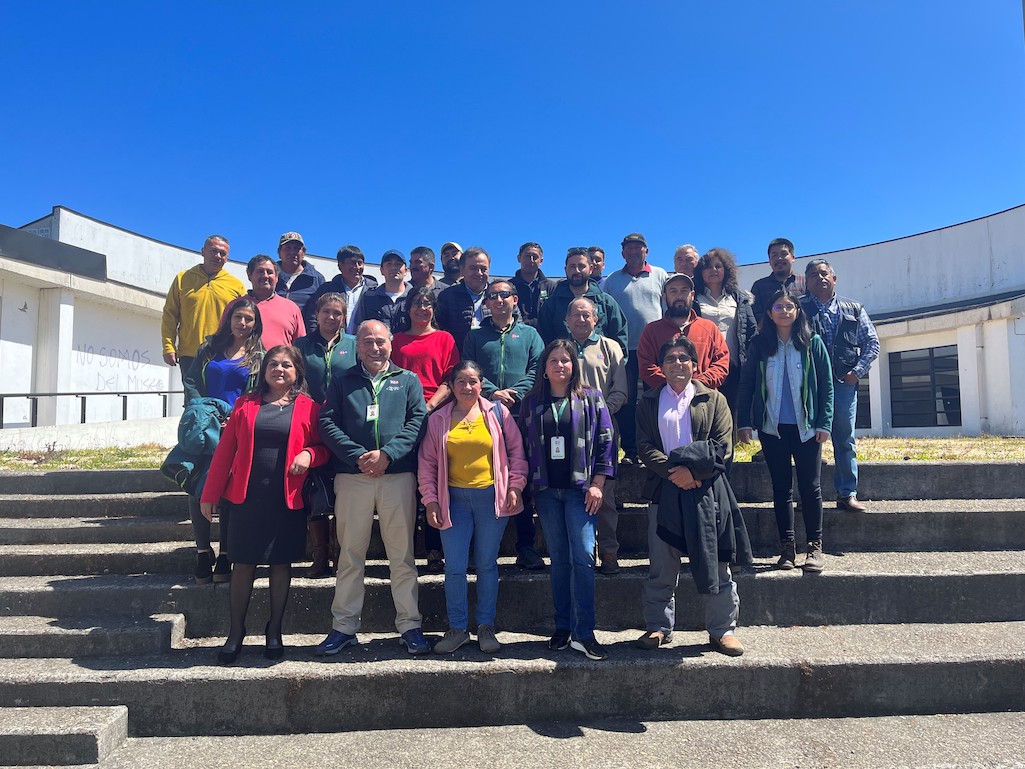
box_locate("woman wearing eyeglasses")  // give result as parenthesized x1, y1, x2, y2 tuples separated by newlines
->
(737, 288, 834, 573)
(392, 286, 460, 573)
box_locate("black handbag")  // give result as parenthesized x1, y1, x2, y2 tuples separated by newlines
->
(302, 466, 335, 518)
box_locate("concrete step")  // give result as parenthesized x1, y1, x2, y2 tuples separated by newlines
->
(0, 491, 185, 519)
(0, 705, 128, 766)
(0, 614, 184, 658)
(616, 461, 1025, 503)
(0, 469, 174, 495)
(100, 713, 1025, 769)
(4, 498, 1023, 558)
(0, 542, 196, 576)
(0, 623, 1022, 736)
(0, 461, 1020, 501)
(3, 551, 1023, 634)
(0, 515, 211, 545)
(613, 499, 1025, 555)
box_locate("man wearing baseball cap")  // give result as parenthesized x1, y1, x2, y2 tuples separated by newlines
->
(636, 272, 729, 391)
(438, 242, 463, 287)
(275, 232, 325, 330)
(602, 233, 669, 464)
(350, 249, 412, 332)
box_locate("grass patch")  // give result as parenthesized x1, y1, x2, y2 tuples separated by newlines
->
(0, 443, 169, 471)
(734, 435, 1025, 463)
(2, 437, 1024, 472)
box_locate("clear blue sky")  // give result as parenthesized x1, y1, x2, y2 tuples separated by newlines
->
(2, 2, 1023, 278)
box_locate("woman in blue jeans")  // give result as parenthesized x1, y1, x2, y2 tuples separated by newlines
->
(418, 361, 528, 654)
(519, 339, 616, 660)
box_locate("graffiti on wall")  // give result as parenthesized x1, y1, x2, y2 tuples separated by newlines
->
(73, 344, 165, 392)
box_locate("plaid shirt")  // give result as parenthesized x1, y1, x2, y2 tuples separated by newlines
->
(807, 294, 880, 379)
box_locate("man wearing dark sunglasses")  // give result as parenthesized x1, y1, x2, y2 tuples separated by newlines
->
(463, 279, 546, 570)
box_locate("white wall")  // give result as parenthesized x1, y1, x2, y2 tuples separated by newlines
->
(736, 204, 1025, 316)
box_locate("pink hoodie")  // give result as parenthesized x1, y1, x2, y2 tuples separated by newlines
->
(417, 397, 528, 529)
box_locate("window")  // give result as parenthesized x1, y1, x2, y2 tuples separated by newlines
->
(855, 378, 871, 430)
(888, 345, 961, 428)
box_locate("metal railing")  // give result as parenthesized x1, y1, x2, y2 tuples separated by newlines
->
(0, 390, 184, 429)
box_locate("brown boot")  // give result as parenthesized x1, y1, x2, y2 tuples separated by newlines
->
(327, 515, 340, 576)
(307, 517, 331, 579)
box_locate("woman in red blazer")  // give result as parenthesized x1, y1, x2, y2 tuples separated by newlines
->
(201, 345, 330, 664)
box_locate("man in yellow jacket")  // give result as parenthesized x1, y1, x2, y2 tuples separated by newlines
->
(161, 235, 245, 372)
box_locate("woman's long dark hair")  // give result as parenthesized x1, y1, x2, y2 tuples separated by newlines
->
(253, 345, 310, 401)
(753, 288, 813, 356)
(693, 247, 739, 297)
(201, 298, 265, 372)
(527, 339, 584, 401)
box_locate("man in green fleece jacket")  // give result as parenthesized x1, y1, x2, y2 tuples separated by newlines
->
(316, 320, 430, 656)
(462, 279, 546, 570)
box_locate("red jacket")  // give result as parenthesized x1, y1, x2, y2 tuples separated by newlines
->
(201, 393, 331, 509)
(637, 311, 730, 390)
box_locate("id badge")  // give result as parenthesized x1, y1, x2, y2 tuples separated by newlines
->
(366, 404, 379, 421)
(550, 435, 566, 460)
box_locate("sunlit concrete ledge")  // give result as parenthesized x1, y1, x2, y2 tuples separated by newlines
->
(0, 416, 177, 452)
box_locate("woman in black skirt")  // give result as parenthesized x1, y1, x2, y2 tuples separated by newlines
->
(201, 345, 329, 663)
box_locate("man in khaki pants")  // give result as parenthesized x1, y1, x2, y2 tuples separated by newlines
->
(315, 320, 429, 655)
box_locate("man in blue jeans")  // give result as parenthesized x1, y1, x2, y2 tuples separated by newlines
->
(801, 259, 880, 512)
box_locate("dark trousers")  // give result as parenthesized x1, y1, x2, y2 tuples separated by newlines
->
(760, 423, 823, 543)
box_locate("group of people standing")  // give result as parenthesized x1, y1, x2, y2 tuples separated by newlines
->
(160, 229, 879, 664)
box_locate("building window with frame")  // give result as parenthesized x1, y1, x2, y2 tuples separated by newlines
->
(888, 345, 961, 428)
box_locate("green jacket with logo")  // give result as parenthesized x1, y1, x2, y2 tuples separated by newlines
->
(318, 362, 426, 475)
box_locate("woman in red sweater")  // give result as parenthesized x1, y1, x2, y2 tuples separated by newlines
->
(201, 345, 330, 664)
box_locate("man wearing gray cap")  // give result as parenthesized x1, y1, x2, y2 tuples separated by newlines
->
(603, 233, 669, 465)
(275, 231, 325, 330)
(351, 250, 412, 332)
(438, 242, 463, 287)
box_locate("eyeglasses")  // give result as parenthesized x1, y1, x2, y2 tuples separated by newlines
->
(487, 290, 514, 301)
(662, 355, 694, 365)
(771, 303, 798, 313)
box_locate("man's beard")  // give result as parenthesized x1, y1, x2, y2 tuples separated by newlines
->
(667, 300, 691, 318)
(568, 274, 588, 288)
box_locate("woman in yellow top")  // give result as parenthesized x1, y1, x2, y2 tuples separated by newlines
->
(418, 361, 528, 654)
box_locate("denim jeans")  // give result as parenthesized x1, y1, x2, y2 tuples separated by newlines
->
(534, 487, 597, 640)
(439, 486, 509, 630)
(831, 380, 859, 498)
(760, 424, 824, 543)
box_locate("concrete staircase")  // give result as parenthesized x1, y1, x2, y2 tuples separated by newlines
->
(0, 464, 1023, 766)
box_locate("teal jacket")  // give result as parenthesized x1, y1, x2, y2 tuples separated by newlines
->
(737, 333, 834, 437)
(319, 362, 426, 475)
(462, 319, 544, 405)
(294, 332, 358, 404)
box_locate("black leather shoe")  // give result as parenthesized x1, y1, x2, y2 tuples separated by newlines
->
(264, 623, 284, 660)
(217, 626, 246, 665)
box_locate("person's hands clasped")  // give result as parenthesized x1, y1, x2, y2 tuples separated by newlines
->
(668, 465, 701, 490)
(358, 450, 390, 477)
(288, 448, 313, 476)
